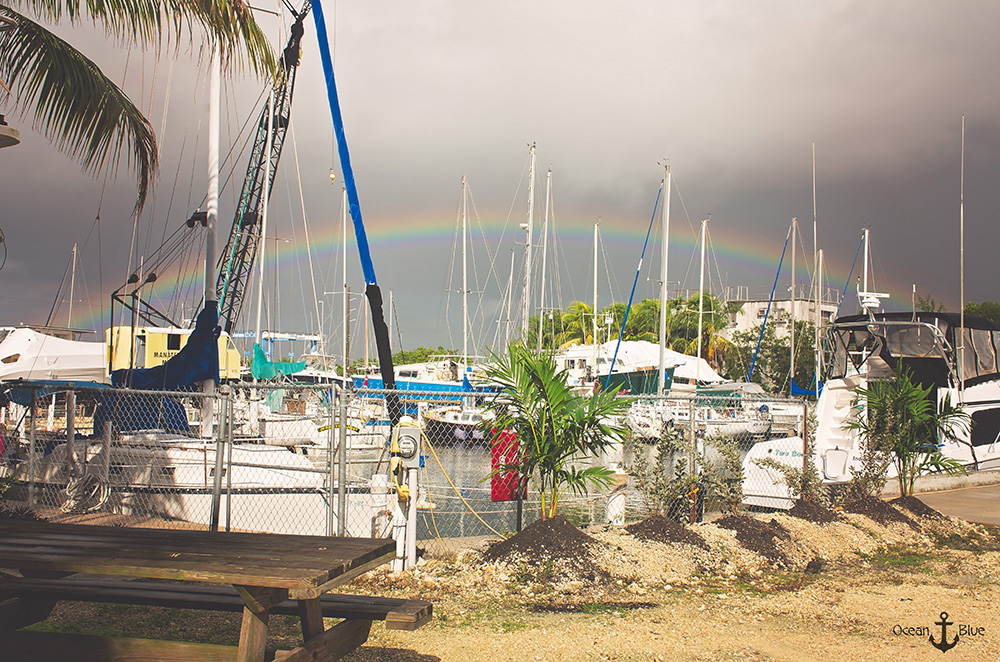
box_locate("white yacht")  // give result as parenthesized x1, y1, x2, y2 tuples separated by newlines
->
(743, 310, 1000, 508)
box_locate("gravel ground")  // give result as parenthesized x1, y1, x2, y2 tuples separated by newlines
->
(26, 500, 1000, 661)
(345, 502, 1000, 662)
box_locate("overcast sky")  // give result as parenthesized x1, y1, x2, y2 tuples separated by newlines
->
(2, 0, 999, 356)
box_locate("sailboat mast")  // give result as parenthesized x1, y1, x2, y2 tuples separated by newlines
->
(593, 220, 599, 381)
(813, 143, 820, 389)
(505, 250, 515, 348)
(254, 90, 275, 350)
(202, 49, 220, 440)
(206, 55, 219, 308)
(521, 143, 536, 338)
(67, 243, 77, 327)
(697, 219, 706, 383)
(960, 115, 966, 404)
(816, 248, 824, 384)
(790, 217, 796, 388)
(461, 175, 469, 366)
(537, 169, 551, 353)
(863, 227, 870, 298)
(657, 166, 671, 395)
(342, 187, 349, 374)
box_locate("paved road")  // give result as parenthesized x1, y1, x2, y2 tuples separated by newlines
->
(918, 484, 1000, 526)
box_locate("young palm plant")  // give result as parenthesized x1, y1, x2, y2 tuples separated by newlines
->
(483, 343, 632, 520)
(845, 363, 970, 498)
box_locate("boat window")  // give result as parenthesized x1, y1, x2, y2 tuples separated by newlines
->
(959, 328, 978, 382)
(167, 333, 182, 351)
(972, 329, 997, 376)
(0, 330, 9, 344)
(884, 325, 939, 358)
(134, 336, 147, 368)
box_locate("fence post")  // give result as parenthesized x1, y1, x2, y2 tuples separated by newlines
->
(210, 386, 228, 532)
(225, 399, 233, 532)
(65, 389, 79, 479)
(338, 387, 348, 537)
(802, 399, 809, 473)
(28, 389, 36, 506)
(327, 386, 337, 536)
(102, 421, 112, 484)
(688, 398, 696, 475)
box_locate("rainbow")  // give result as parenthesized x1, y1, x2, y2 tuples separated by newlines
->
(67, 206, 911, 333)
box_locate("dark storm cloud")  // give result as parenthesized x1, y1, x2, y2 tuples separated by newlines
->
(2, 1, 998, 348)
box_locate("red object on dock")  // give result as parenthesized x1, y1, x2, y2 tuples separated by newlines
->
(490, 428, 523, 502)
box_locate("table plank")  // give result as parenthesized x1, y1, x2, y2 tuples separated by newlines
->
(0, 520, 399, 662)
(0, 520, 395, 591)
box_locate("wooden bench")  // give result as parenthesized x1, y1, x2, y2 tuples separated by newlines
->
(0, 520, 427, 662)
(0, 576, 432, 631)
(1, 577, 431, 661)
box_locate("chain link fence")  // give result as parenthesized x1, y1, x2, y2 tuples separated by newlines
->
(0, 382, 809, 558)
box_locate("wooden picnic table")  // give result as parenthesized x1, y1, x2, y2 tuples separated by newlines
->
(0, 519, 409, 662)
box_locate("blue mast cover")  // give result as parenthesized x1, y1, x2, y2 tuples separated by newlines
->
(111, 301, 221, 390)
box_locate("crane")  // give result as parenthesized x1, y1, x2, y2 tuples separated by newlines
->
(217, 1, 312, 334)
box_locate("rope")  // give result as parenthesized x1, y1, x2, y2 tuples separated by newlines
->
(837, 233, 865, 318)
(420, 429, 504, 537)
(748, 224, 791, 382)
(62, 473, 110, 514)
(605, 183, 662, 388)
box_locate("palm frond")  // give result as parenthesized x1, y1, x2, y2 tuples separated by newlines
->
(0, 7, 156, 213)
(13, 1, 276, 77)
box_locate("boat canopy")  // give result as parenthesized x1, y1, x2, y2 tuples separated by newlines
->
(827, 311, 1000, 388)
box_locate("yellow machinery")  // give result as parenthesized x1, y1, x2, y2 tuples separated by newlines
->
(107, 326, 242, 380)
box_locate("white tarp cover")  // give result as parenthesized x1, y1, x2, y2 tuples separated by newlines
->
(599, 340, 724, 383)
(0, 328, 107, 383)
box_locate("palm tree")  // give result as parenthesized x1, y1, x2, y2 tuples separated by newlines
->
(556, 301, 594, 348)
(482, 343, 632, 520)
(669, 292, 740, 372)
(619, 298, 660, 343)
(0, 1, 275, 214)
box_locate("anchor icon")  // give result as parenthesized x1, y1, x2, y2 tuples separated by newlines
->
(929, 612, 959, 652)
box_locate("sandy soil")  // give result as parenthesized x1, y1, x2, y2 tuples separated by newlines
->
(22, 500, 1000, 661)
(346, 503, 1000, 662)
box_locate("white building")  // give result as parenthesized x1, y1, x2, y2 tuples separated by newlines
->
(719, 295, 841, 342)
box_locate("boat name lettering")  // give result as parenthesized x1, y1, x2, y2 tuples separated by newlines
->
(771, 450, 803, 458)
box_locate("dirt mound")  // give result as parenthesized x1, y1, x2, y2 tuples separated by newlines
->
(843, 495, 918, 528)
(890, 495, 946, 520)
(787, 498, 841, 524)
(715, 515, 791, 563)
(625, 514, 710, 550)
(484, 515, 608, 581)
